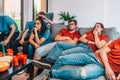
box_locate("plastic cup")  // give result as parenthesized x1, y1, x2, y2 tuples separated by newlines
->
(13, 56, 18, 66)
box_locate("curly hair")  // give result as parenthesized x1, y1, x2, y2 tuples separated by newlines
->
(35, 17, 48, 35)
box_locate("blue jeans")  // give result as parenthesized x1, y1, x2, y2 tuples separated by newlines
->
(52, 53, 104, 80)
(36, 42, 57, 57)
(46, 42, 93, 62)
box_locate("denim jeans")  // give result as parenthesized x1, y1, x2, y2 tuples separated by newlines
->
(46, 42, 77, 62)
(36, 42, 57, 57)
(46, 42, 93, 62)
(28, 41, 54, 59)
(52, 53, 104, 80)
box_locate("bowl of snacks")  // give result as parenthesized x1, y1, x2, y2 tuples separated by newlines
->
(0, 61, 10, 72)
(0, 56, 13, 72)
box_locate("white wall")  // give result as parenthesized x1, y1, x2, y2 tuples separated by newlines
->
(48, 0, 120, 32)
(104, 0, 120, 31)
(48, 0, 104, 27)
(0, 0, 4, 15)
(0, 0, 33, 29)
(23, 0, 33, 29)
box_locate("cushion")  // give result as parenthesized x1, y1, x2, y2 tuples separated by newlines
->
(78, 27, 92, 35)
(103, 27, 119, 40)
(46, 12, 54, 21)
(78, 27, 119, 41)
(50, 24, 66, 40)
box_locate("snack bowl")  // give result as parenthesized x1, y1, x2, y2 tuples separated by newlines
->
(0, 61, 10, 72)
(0, 56, 13, 72)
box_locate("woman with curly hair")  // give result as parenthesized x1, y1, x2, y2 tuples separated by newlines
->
(28, 17, 52, 59)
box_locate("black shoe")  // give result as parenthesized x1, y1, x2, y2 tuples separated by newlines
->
(32, 58, 53, 69)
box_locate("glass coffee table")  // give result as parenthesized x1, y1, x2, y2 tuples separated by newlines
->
(0, 59, 33, 80)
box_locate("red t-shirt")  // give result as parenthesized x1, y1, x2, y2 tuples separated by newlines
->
(58, 28, 81, 39)
(85, 30, 108, 52)
(95, 38, 120, 74)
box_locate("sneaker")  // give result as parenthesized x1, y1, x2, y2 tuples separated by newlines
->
(32, 58, 53, 69)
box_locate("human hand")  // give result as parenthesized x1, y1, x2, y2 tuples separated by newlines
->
(19, 39, 24, 45)
(87, 40, 95, 44)
(38, 15, 46, 20)
(105, 67, 116, 80)
(34, 28, 38, 32)
(35, 44, 39, 49)
(41, 15, 46, 20)
(3, 39, 9, 46)
(65, 37, 71, 40)
(93, 30, 98, 35)
(116, 73, 120, 80)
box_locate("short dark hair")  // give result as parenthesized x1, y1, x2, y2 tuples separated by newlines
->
(38, 11, 46, 16)
(68, 20, 77, 25)
(93, 22, 104, 29)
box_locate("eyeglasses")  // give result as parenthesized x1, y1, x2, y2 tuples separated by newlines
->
(69, 23, 75, 25)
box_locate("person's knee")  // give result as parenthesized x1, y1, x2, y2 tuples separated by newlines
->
(33, 51, 41, 60)
(61, 50, 68, 55)
(57, 56, 66, 63)
(81, 68, 87, 79)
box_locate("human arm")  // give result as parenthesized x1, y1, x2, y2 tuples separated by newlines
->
(34, 28, 48, 45)
(55, 34, 79, 44)
(41, 15, 54, 26)
(19, 29, 29, 45)
(3, 24, 16, 46)
(63, 38, 79, 44)
(28, 32, 39, 49)
(54, 34, 71, 41)
(79, 34, 95, 44)
(93, 30, 107, 49)
(54, 28, 72, 41)
(95, 40, 113, 53)
(116, 73, 120, 80)
(99, 45, 116, 80)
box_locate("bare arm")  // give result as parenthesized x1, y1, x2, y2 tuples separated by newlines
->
(34, 31, 46, 45)
(117, 73, 120, 80)
(7, 24, 16, 41)
(21, 29, 29, 41)
(79, 34, 94, 44)
(99, 46, 115, 80)
(19, 29, 29, 45)
(54, 35, 71, 41)
(34, 28, 40, 43)
(34, 28, 47, 45)
(63, 38, 79, 44)
(54, 34, 79, 44)
(3, 24, 16, 46)
(44, 18, 54, 26)
(93, 30, 107, 48)
(42, 15, 54, 26)
(29, 32, 39, 49)
(95, 40, 113, 53)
